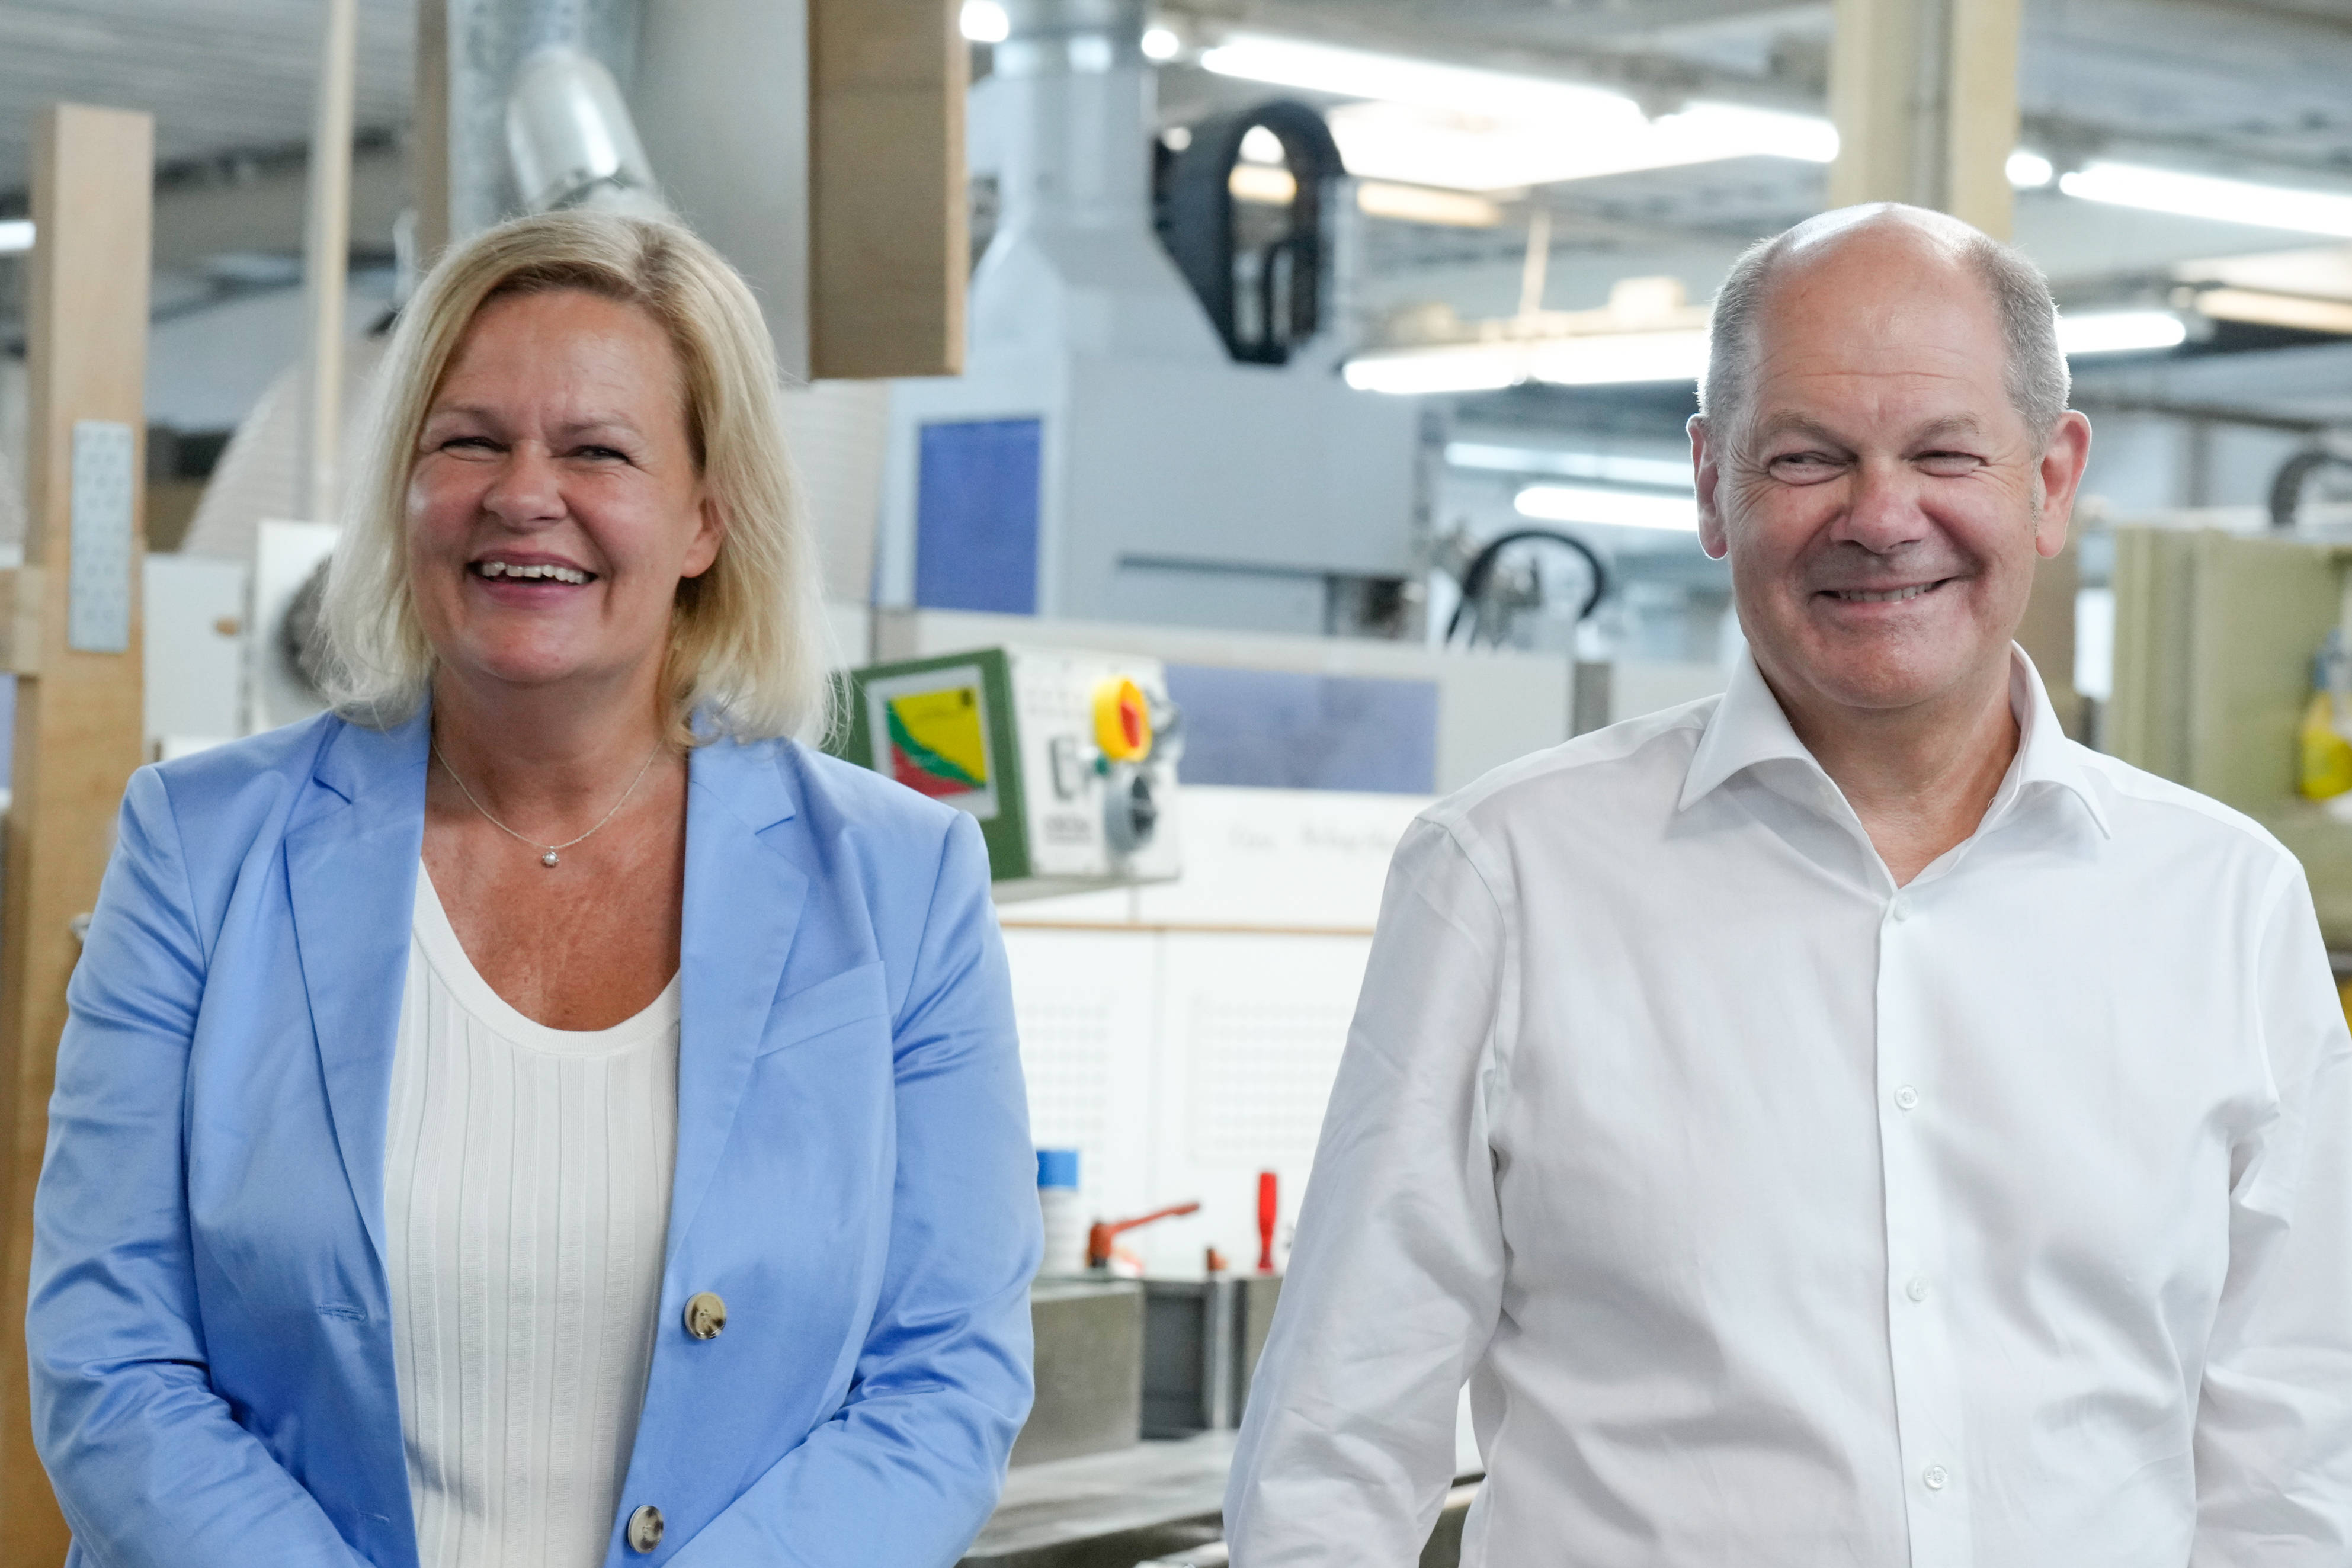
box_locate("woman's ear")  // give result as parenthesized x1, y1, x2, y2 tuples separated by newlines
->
(682, 487, 725, 580)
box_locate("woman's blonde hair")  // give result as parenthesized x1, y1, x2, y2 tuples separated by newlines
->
(318, 209, 834, 744)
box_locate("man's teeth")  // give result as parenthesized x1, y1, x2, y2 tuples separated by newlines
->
(1834, 584, 1931, 603)
(478, 561, 590, 584)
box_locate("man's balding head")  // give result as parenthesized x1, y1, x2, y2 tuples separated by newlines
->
(1698, 204, 2069, 453)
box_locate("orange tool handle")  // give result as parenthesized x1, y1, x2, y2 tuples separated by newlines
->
(1086, 1201, 1201, 1268)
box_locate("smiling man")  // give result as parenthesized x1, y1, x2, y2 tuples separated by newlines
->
(1225, 206, 2352, 1566)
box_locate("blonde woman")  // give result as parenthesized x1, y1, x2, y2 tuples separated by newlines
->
(29, 212, 1039, 1568)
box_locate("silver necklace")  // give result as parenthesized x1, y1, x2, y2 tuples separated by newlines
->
(432, 739, 665, 868)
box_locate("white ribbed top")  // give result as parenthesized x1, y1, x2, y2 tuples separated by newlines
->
(387, 866, 680, 1568)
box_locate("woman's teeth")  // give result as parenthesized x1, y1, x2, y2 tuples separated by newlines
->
(476, 561, 590, 584)
(1834, 584, 1932, 602)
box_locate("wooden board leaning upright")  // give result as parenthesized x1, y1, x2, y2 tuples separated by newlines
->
(0, 103, 153, 1562)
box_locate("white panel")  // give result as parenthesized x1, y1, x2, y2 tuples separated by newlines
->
(1132, 785, 1425, 931)
(1144, 931, 1370, 1277)
(144, 554, 249, 748)
(1002, 926, 1160, 1270)
(68, 419, 135, 653)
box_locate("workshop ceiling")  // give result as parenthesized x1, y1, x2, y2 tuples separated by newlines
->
(0, 0, 414, 195)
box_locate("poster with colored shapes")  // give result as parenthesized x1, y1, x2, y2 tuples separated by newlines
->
(864, 663, 1000, 820)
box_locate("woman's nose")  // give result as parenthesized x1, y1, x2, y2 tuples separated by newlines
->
(481, 443, 564, 524)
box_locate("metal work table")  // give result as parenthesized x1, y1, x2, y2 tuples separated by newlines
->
(959, 1433, 1479, 1568)
(961, 1433, 1233, 1568)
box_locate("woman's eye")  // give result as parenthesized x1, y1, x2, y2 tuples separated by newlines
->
(437, 434, 496, 454)
(575, 445, 629, 463)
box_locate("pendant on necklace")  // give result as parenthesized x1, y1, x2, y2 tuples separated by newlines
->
(540, 850, 560, 868)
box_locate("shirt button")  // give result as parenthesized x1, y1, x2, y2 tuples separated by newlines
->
(1893, 1086, 1920, 1111)
(1906, 1275, 1930, 1302)
(1889, 896, 1913, 922)
(626, 1504, 665, 1552)
(1922, 1465, 1949, 1492)
(683, 1291, 728, 1341)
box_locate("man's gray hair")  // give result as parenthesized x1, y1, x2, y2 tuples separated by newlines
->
(1697, 206, 2070, 447)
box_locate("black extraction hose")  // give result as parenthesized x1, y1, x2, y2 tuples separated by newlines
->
(2270, 445, 2352, 531)
(1445, 528, 1610, 644)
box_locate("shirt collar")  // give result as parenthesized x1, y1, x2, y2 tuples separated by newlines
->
(1678, 644, 2111, 839)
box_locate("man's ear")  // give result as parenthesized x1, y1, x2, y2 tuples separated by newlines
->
(1690, 415, 1729, 561)
(2033, 411, 2092, 560)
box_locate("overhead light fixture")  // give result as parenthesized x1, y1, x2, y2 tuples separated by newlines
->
(1356, 181, 1502, 227)
(2059, 161, 2352, 238)
(960, 1, 1009, 43)
(1229, 165, 1297, 204)
(1226, 169, 1504, 228)
(1344, 346, 1528, 396)
(1142, 25, 1181, 60)
(1345, 329, 1707, 396)
(1515, 483, 1699, 532)
(2193, 287, 2352, 335)
(1529, 329, 1708, 385)
(2007, 150, 2055, 189)
(2055, 309, 2188, 355)
(0, 219, 31, 255)
(1199, 32, 1834, 192)
(1448, 442, 1691, 489)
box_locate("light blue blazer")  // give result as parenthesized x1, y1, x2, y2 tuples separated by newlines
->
(27, 706, 1041, 1568)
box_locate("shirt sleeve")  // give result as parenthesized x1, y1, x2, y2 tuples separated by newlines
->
(669, 809, 1040, 1568)
(2192, 857, 2352, 1561)
(28, 768, 373, 1568)
(1225, 815, 1510, 1566)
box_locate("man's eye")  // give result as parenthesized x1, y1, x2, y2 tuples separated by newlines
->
(1769, 453, 1840, 480)
(1918, 452, 1982, 475)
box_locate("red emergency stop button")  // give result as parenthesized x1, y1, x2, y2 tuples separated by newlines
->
(1092, 676, 1153, 762)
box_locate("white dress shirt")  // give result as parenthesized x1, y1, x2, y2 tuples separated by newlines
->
(1227, 648, 2352, 1567)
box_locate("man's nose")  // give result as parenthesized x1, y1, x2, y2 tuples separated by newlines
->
(1831, 459, 1930, 553)
(482, 443, 563, 524)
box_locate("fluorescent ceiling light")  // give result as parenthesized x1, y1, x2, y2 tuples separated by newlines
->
(1229, 169, 1504, 227)
(0, 219, 31, 255)
(2193, 287, 2352, 335)
(960, 1, 1008, 43)
(1529, 329, 1709, 385)
(1356, 181, 1502, 227)
(1229, 165, 1297, 204)
(1345, 347, 1527, 396)
(1142, 25, 1181, 60)
(2007, 150, 2054, 189)
(1200, 32, 1834, 193)
(1346, 329, 1707, 395)
(1515, 483, 1699, 532)
(1449, 441, 1691, 489)
(2059, 161, 2352, 238)
(2055, 309, 2188, 355)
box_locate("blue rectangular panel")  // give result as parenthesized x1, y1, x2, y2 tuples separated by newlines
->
(1164, 665, 1438, 794)
(916, 418, 1041, 614)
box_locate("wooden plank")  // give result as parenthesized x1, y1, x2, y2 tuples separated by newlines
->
(1945, 0, 2022, 240)
(0, 103, 153, 1563)
(1827, 0, 2020, 238)
(412, 0, 450, 265)
(809, 0, 966, 379)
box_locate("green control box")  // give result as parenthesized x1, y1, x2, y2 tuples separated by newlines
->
(829, 646, 1183, 900)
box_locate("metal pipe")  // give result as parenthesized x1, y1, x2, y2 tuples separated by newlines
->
(300, 0, 358, 525)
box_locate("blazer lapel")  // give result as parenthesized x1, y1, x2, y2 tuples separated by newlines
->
(671, 736, 808, 1250)
(284, 709, 429, 1269)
